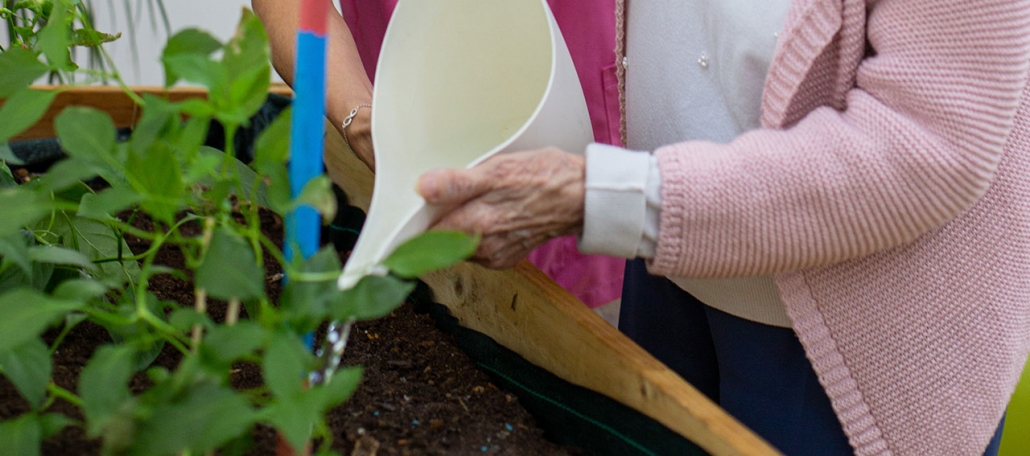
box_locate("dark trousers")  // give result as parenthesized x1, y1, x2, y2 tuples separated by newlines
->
(619, 259, 1005, 455)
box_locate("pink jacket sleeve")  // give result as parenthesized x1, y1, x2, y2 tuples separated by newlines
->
(649, 0, 1030, 278)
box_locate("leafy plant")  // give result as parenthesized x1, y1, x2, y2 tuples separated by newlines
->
(0, 4, 478, 455)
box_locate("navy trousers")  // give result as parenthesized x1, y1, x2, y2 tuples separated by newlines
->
(618, 259, 1005, 455)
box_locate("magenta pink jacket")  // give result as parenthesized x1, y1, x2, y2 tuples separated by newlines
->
(613, 0, 1030, 453)
(338, 0, 625, 308)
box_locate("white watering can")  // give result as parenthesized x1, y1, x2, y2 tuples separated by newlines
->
(338, 0, 593, 289)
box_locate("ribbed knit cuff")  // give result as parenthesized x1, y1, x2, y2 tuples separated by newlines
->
(579, 143, 651, 258)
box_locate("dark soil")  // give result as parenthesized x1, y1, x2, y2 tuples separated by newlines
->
(0, 207, 575, 456)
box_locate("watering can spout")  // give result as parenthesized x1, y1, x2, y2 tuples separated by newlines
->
(338, 0, 592, 290)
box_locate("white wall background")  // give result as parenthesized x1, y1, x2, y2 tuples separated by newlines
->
(1, 0, 286, 86)
(91, 0, 284, 86)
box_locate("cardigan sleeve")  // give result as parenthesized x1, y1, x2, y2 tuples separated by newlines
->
(648, 0, 1030, 278)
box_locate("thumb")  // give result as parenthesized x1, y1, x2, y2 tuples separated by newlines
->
(416, 168, 484, 204)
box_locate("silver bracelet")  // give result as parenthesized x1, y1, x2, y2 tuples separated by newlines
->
(341, 103, 371, 149)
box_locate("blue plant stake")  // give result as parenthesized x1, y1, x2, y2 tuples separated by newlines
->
(287, 0, 329, 352)
(286, 0, 327, 264)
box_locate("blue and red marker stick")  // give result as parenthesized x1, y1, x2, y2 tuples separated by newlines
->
(287, 0, 329, 353)
(286, 0, 329, 264)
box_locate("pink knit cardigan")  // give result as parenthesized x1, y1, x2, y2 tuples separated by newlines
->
(615, 0, 1030, 454)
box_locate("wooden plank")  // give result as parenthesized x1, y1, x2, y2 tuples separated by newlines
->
(323, 119, 780, 456)
(7, 84, 293, 141)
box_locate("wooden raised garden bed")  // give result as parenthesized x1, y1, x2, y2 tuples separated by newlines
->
(10, 85, 780, 456)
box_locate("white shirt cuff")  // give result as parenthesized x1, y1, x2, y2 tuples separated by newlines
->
(578, 143, 659, 258)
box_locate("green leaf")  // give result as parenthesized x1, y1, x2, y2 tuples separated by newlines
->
(262, 332, 309, 400)
(77, 188, 142, 221)
(0, 338, 51, 409)
(220, 9, 271, 123)
(161, 28, 222, 87)
(322, 366, 363, 408)
(177, 116, 210, 160)
(104, 293, 165, 372)
(0, 47, 47, 98)
(0, 232, 32, 277)
(293, 175, 336, 222)
(0, 414, 42, 456)
(329, 275, 414, 322)
(383, 231, 479, 278)
(195, 229, 264, 301)
(54, 107, 118, 168)
(79, 345, 135, 437)
(279, 247, 341, 328)
(0, 288, 82, 353)
(129, 94, 178, 156)
(195, 146, 275, 211)
(265, 390, 322, 454)
(265, 367, 362, 454)
(27, 245, 96, 271)
(125, 143, 184, 224)
(1, 155, 19, 182)
(37, 0, 74, 71)
(201, 322, 266, 364)
(261, 161, 291, 214)
(71, 29, 121, 47)
(251, 109, 292, 212)
(38, 413, 74, 439)
(184, 149, 222, 185)
(49, 214, 140, 286)
(131, 381, 256, 456)
(37, 0, 75, 71)
(226, 65, 270, 125)
(253, 107, 292, 167)
(52, 278, 108, 302)
(224, 9, 271, 84)
(0, 89, 58, 143)
(32, 158, 103, 193)
(163, 53, 227, 92)
(167, 308, 212, 332)
(0, 258, 54, 295)
(178, 98, 215, 118)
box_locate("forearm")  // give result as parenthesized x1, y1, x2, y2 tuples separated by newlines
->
(251, 0, 372, 129)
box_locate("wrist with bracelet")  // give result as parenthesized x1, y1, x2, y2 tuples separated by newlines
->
(341, 103, 371, 149)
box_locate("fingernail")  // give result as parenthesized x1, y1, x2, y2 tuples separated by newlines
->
(416, 170, 440, 199)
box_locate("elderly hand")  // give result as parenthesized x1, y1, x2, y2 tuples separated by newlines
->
(416, 147, 585, 269)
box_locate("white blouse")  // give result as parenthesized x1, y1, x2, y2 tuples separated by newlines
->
(579, 0, 792, 327)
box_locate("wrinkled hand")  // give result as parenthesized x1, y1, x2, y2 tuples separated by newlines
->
(416, 148, 585, 269)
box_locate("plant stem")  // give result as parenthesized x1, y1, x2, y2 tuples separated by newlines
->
(258, 234, 287, 270)
(98, 45, 144, 106)
(92, 252, 149, 264)
(48, 315, 83, 354)
(192, 217, 215, 350)
(226, 298, 240, 326)
(47, 383, 84, 408)
(289, 271, 347, 283)
(191, 289, 207, 350)
(137, 309, 191, 354)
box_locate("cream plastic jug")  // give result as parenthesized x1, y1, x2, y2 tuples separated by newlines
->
(338, 0, 592, 289)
